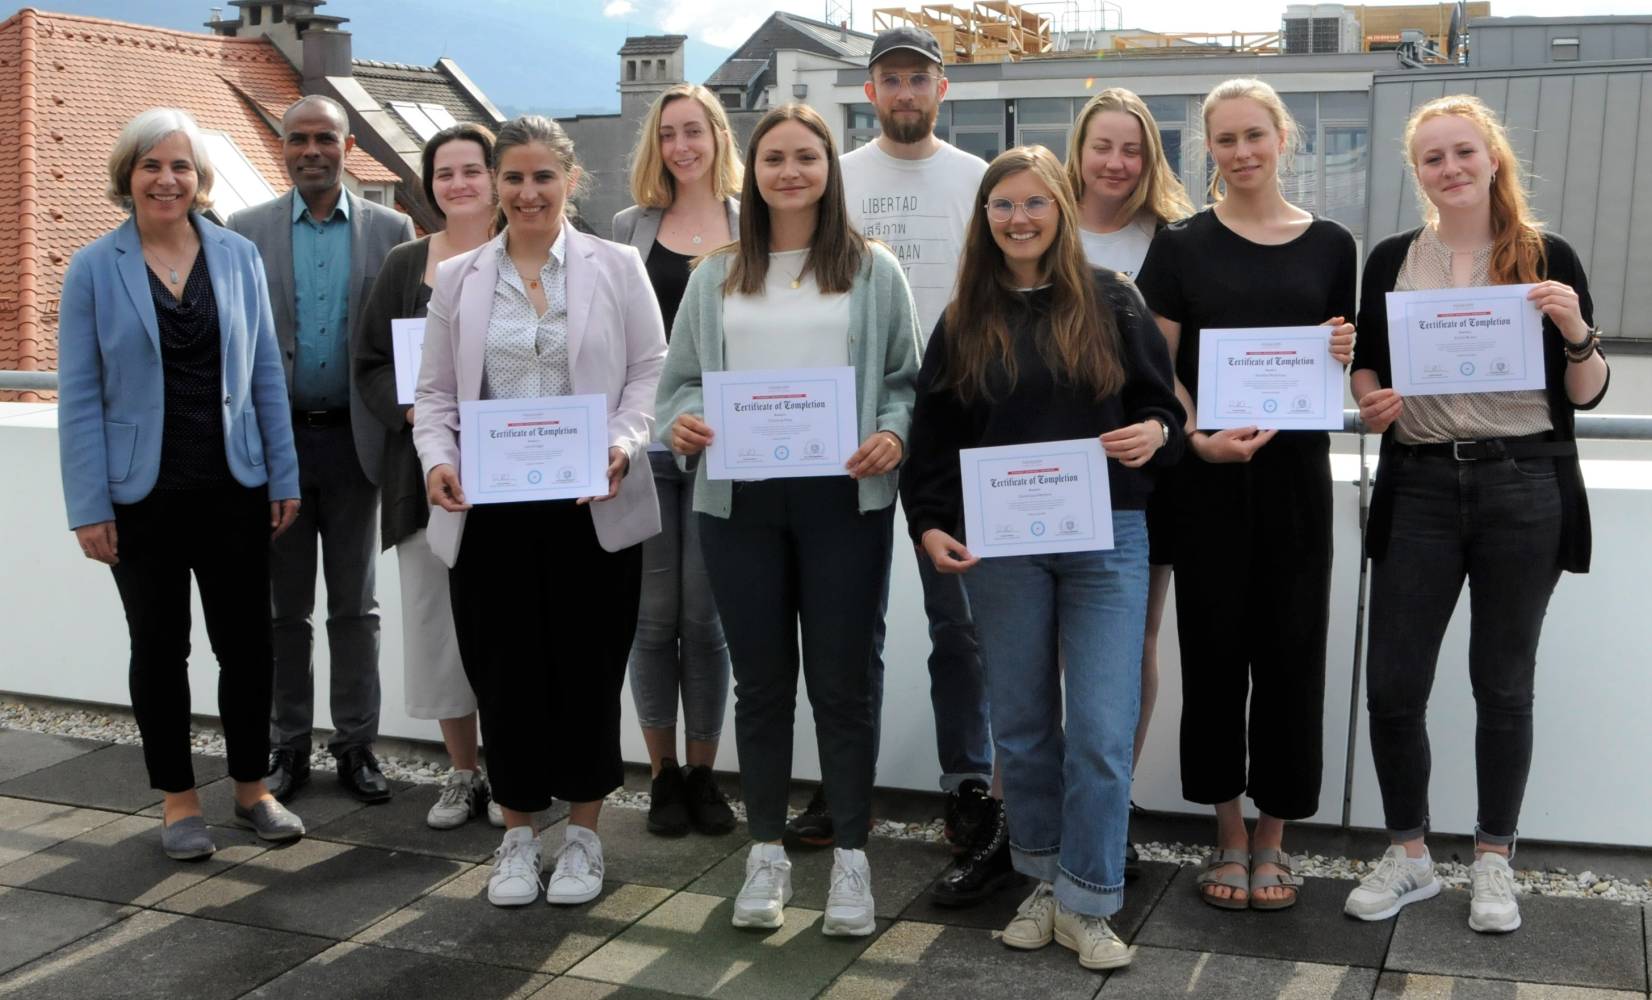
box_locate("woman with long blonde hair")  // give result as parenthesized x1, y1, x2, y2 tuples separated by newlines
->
(1343, 94, 1607, 934)
(903, 145, 1183, 970)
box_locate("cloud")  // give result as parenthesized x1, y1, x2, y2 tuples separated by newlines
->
(602, 0, 636, 17)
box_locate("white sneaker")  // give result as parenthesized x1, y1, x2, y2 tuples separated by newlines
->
(732, 843, 793, 929)
(545, 825, 604, 905)
(487, 826, 542, 907)
(1001, 882, 1056, 950)
(487, 798, 505, 828)
(1468, 852, 1521, 933)
(1053, 902, 1134, 970)
(426, 769, 483, 830)
(822, 847, 876, 936)
(1344, 845, 1439, 921)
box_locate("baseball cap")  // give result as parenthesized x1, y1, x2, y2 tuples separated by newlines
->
(868, 25, 944, 67)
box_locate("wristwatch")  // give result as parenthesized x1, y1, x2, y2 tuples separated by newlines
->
(1154, 419, 1170, 447)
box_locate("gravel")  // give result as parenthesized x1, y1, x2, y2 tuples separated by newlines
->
(5, 697, 1647, 904)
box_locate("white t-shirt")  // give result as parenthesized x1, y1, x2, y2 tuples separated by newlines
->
(842, 139, 986, 343)
(1078, 216, 1156, 280)
(722, 249, 851, 372)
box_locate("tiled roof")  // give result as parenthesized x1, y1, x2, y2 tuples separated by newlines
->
(705, 58, 768, 89)
(351, 59, 498, 146)
(620, 35, 686, 56)
(774, 11, 876, 58)
(0, 8, 396, 394)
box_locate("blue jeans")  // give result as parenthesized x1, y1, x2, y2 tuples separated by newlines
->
(964, 512, 1148, 918)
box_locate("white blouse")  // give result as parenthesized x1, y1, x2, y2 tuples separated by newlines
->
(722, 249, 851, 372)
(482, 227, 574, 400)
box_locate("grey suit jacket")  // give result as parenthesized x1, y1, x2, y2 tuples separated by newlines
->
(610, 199, 740, 262)
(227, 188, 416, 484)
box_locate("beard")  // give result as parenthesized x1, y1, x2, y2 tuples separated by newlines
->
(878, 103, 938, 144)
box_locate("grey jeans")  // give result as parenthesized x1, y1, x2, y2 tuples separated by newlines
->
(626, 450, 731, 741)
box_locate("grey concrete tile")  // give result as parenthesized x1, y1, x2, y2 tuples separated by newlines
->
(155, 836, 469, 939)
(0, 886, 132, 977)
(1386, 890, 1646, 991)
(0, 909, 327, 1000)
(818, 919, 1107, 999)
(306, 780, 550, 862)
(567, 891, 884, 1000)
(0, 813, 267, 906)
(0, 797, 125, 867)
(242, 941, 550, 999)
(1094, 946, 1379, 999)
(1132, 868, 1393, 968)
(528, 978, 687, 999)
(687, 833, 953, 918)
(139, 773, 369, 831)
(899, 860, 1176, 943)
(1373, 971, 1646, 999)
(353, 864, 671, 974)
(0, 744, 227, 813)
(543, 808, 743, 891)
(0, 729, 104, 783)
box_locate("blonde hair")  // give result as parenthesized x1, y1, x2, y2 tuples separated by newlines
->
(1404, 94, 1547, 284)
(1066, 88, 1193, 226)
(628, 85, 743, 209)
(1200, 78, 1300, 203)
(106, 108, 215, 212)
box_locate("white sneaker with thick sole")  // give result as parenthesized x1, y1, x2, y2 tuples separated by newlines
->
(545, 825, 605, 905)
(487, 798, 505, 828)
(426, 769, 483, 830)
(1001, 882, 1056, 950)
(1468, 852, 1521, 933)
(732, 843, 793, 929)
(1053, 902, 1134, 970)
(487, 826, 542, 907)
(822, 847, 876, 937)
(1344, 845, 1440, 921)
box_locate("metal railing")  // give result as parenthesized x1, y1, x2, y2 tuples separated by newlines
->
(0, 370, 57, 392)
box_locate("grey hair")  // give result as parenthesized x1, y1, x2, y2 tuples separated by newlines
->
(282, 94, 350, 134)
(105, 107, 215, 211)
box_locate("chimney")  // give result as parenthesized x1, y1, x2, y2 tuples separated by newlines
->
(302, 27, 352, 85)
(840, 20, 849, 40)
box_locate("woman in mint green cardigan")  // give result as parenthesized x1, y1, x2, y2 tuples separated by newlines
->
(654, 103, 919, 938)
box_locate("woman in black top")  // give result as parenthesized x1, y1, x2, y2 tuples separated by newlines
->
(611, 84, 742, 838)
(1341, 95, 1607, 935)
(355, 123, 498, 832)
(904, 146, 1183, 971)
(1136, 78, 1355, 910)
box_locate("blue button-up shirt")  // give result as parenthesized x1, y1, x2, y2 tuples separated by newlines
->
(290, 192, 353, 410)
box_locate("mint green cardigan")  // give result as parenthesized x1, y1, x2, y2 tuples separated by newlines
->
(654, 242, 921, 518)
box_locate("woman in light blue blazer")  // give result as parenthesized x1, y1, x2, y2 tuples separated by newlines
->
(56, 108, 305, 860)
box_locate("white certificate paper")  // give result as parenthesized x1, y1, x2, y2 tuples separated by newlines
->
(960, 438, 1114, 558)
(391, 318, 426, 405)
(703, 367, 858, 480)
(1385, 285, 1546, 397)
(1196, 326, 1343, 430)
(458, 395, 608, 504)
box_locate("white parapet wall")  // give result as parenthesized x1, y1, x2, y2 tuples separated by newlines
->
(4, 402, 1649, 846)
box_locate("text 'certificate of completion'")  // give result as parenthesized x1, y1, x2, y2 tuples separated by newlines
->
(1385, 285, 1545, 397)
(391, 318, 426, 405)
(703, 367, 858, 480)
(961, 438, 1114, 558)
(1196, 327, 1342, 430)
(458, 394, 608, 504)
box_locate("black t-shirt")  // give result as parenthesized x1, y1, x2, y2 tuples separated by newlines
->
(150, 252, 232, 490)
(645, 240, 694, 340)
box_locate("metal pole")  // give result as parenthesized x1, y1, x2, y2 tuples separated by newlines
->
(1341, 422, 1372, 829)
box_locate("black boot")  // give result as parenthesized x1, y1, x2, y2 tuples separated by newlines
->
(682, 765, 735, 835)
(929, 796, 1021, 907)
(943, 778, 993, 855)
(647, 760, 690, 836)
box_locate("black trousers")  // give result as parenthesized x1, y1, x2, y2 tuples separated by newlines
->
(449, 500, 641, 813)
(698, 478, 893, 849)
(109, 485, 273, 792)
(1171, 436, 1332, 820)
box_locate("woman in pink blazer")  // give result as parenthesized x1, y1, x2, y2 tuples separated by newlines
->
(412, 116, 666, 910)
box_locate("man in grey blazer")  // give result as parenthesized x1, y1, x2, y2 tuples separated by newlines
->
(228, 95, 415, 804)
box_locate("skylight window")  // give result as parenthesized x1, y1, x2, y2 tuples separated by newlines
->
(389, 101, 461, 141)
(199, 131, 278, 217)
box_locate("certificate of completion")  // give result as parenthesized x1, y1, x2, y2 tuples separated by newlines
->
(458, 394, 608, 504)
(703, 367, 858, 480)
(1196, 326, 1342, 430)
(960, 438, 1114, 558)
(1385, 285, 1546, 397)
(391, 318, 426, 405)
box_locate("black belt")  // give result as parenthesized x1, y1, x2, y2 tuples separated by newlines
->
(1398, 434, 1576, 462)
(292, 409, 350, 428)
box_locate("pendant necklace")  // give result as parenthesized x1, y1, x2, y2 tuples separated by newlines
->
(691, 233, 703, 246)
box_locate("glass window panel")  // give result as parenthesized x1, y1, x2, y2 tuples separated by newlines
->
(390, 100, 440, 141)
(1017, 98, 1072, 126)
(951, 100, 1002, 127)
(420, 103, 458, 130)
(199, 131, 278, 218)
(847, 103, 878, 131)
(1319, 91, 1367, 121)
(1324, 125, 1368, 238)
(1158, 127, 1184, 181)
(1283, 92, 1317, 135)
(1018, 127, 1069, 161)
(1144, 95, 1187, 125)
(952, 129, 1002, 162)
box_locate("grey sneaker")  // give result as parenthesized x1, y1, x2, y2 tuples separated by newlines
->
(1469, 852, 1521, 933)
(233, 797, 305, 842)
(1344, 845, 1439, 921)
(427, 769, 485, 830)
(160, 815, 216, 860)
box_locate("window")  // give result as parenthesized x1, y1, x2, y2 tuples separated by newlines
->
(951, 100, 1003, 127)
(627, 60, 637, 82)
(355, 184, 393, 206)
(1144, 95, 1187, 125)
(1323, 125, 1368, 238)
(1018, 128, 1070, 161)
(953, 130, 1001, 162)
(1551, 37, 1580, 61)
(1016, 98, 1072, 126)
(198, 131, 278, 218)
(389, 101, 459, 142)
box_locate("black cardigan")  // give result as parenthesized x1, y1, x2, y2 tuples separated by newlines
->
(352, 236, 432, 550)
(1352, 228, 1609, 573)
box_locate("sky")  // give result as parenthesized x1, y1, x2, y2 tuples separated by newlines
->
(21, 0, 1652, 115)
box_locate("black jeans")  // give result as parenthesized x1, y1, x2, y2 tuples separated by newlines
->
(698, 478, 893, 849)
(1366, 452, 1563, 844)
(109, 485, 273, 792)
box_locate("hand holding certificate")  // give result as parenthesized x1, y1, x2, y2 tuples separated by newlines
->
(960, 439, 1113, 558)
(702, 367, 858, 480)
(1196, 327, 1344, 430)
(1384, 285, 1546, 397)
(457, 394, 609, 504)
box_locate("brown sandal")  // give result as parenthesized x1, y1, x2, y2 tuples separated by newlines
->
(1248, 847, 1303, 910)
(1196, 848, 1250, 910)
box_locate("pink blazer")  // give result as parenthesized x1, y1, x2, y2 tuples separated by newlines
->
(412, 228, 666, 565)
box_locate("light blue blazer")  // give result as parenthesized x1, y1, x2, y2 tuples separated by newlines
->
(57, 213, 300, 529)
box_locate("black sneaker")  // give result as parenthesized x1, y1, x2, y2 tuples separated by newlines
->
(647, 760, 690, 836)
(943, 778, 993, 855)
(682, 765, 735, 835)
(783, 788, 834, 849)
(929, 800, 1020, 907)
